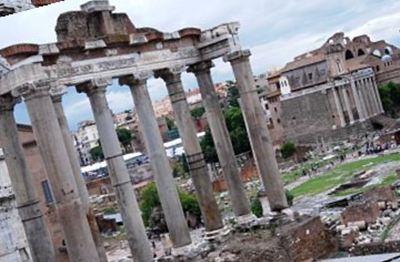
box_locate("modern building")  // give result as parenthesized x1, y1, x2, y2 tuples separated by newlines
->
(75, 120, 100, 165)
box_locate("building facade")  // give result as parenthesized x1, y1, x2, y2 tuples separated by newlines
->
(0, 150, 31, 262)
(75, 120, 100, 165)
(265, 32, 394, 144)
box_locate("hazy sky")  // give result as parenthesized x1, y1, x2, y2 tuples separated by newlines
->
(1, 0, 399, 130)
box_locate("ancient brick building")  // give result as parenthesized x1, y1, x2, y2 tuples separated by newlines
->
(265, 32, 398, 144)
(18, 125, 69, 261)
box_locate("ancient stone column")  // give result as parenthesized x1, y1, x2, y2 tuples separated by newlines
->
(366, 77, 380, 116)
(51, 89, 107, 262)
(188, 61, 252, 219)
(332, 85, 346, 127)
(350, 77, 366, 121)
(76, 78, 153, 261)
(355, 80, 369, 119)
(154, 68, 224, 232)
(359, 80, 373, 118)
(340, 85, 354, 124)
(224, 50, 288, 211)
(16, 80, 99, 262)
(119, 75, 192, 248)
(0, 94, 55, 262)
(371, 76, 384, 113)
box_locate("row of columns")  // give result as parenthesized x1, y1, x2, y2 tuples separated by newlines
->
(0, 49, 287, 261)
(332, 76, 384, 128)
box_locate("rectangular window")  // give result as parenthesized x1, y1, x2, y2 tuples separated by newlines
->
(41, 180, 54, 204)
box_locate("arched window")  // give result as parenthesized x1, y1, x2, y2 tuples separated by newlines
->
(373, 49, 382, 57)
(385, 46, 393, 55)
(376, 65, 381, 72)
(345, 50, 354, 60)
(357, 49, 365, 56)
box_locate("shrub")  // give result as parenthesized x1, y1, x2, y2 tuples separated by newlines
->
(139, 182, 201, 227)
(285, 190, 294, 207)
(250, 197, 263, 218)
(281, 142, 296, 159)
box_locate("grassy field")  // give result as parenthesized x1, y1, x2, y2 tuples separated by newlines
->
(290, 153, 400, 198)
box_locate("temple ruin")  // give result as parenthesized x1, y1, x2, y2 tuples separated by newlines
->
(0, 0, 288, 261)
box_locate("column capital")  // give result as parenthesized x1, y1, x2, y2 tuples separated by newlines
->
(12, 79, 53, 101)
(154, 65, 185, 85)
(223, 49, 251, 63)
(50, 85, 68, 103)
(0, 93, 20, 112)
(76, 78, 112, 96)
(187, 61, 214, 74)
(119, 71, 152, 87)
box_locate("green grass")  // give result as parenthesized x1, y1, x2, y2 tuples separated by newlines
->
(381, 173, 398, 186)
(282, 157, 340, 185)
(290, 153, 400, 198)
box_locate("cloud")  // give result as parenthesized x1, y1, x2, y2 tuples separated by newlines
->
(2, 0, 400, 130)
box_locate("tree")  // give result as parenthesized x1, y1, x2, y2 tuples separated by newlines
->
(226, 82, 240, 108)
(90, 146, 104, 162)
(200, 104, 252, 163)
(190, 107, 205, 119)
(200, 128, 219, 163)
(224, 107, 251, 155)
(281, 142, 296, 159)
(165, 117, 176, 130)
(379, 82, 400, 118)
(116, 128, 133, 153)
(139, 182, 201, 227)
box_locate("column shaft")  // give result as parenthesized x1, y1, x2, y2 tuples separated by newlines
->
(0, 95, 55, 262)
(23, 84, 99, 262)
(77, 81, 153, 261)
(359, 80, 373, 117)
(341, 86, 354, 124)
(371, 76, 384, 113)
(189, 62, 252, 217)
(350, 78, 365, 121)
(158, 70, 223, 232)
(52, 95, 107, 262)
(226, 50, 288, 211)
(332, 86, 346, 127)
(356, 80, 369, 119)
(366, 78, 380, 115)
(128, 78, 192, 248)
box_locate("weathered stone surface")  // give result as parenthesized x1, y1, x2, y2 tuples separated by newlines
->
(281, 216, 338, 262)
(362, 186, 397, 204)
(341, 203, 381, 225)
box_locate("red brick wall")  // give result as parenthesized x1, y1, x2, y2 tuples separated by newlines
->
(17, 126, 69, 262)
(31, 0, 63, 7)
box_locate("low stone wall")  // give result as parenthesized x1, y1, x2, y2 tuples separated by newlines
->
(280, 216, 339, 261)
(341, 202, 381, 225)
(284, 116, 374, 145)
(350, 240, 400, 256)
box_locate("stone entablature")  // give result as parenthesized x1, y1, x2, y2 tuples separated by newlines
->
(0, 2, 240, 96)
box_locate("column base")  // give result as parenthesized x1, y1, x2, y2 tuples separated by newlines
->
(204, 225, 231, 242)
(171, 243, 194, 257)
(236, 213, 258, 225)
